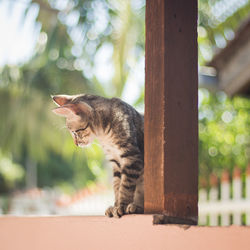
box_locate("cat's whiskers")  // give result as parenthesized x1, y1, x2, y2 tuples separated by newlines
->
(59, 125, 67, 130)
(91, 141, 102, 147)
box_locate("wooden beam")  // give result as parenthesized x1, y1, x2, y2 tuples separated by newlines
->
(144, 0, 198, 224)
(219, 40, 250, 96)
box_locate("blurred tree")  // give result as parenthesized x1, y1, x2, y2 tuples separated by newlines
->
(199, 90, 250, 181)
(0, 0, 250, 195)
(0, 0, 145, 193)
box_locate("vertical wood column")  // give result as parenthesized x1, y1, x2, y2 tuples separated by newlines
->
(145, 0, 198, 224)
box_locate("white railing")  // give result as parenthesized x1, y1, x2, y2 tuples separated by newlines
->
(199, 165, 250, 226)
(4, 165, 250, 224)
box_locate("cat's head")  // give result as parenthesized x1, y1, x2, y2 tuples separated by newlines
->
(52, 94, 95, 147)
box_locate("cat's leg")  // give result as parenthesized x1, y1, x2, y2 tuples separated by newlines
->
(113, 152, 143, 217)
(126, 174, 144, 214)
(105, 160, 121, 217)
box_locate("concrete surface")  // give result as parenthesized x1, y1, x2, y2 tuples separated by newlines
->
(0, 215, 249, 250)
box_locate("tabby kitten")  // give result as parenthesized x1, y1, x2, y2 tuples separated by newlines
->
(52, 94, 144, 217)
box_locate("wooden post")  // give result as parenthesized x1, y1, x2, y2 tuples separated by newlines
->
(145, 0, 198, 224)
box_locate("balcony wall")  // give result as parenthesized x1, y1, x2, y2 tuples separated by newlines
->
(0, 215, 250, 250)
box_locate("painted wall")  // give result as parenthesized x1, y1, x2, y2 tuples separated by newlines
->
(0, 215, 249, 250)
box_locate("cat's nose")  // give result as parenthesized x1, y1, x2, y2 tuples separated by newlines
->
(73, 137, 78, 146)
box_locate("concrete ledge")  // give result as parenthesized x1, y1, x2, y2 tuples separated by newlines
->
(0, 215, 249, 250)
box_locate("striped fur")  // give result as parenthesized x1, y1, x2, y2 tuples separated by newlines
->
(52, 94, 144, 217)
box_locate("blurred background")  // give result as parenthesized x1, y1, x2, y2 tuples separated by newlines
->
(0, 0, 249, 224)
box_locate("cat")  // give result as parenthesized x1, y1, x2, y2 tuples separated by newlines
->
(52, 94, 144, 217)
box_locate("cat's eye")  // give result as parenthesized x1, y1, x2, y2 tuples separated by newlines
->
(73, 123, 89, 134)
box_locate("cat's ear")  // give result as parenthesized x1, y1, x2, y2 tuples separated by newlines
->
(52, 106, 74, 117)
(51, 95, 72, 106)
(52, 102, 92, 118)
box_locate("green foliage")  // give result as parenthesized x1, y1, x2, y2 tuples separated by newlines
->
(0, 151, 24, 193)
(199, 89, 250, 179)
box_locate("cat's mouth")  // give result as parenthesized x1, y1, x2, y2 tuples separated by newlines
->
(75, 136, 94, 148)
(73, 136, 90, 147)
(77, 141, 92, 148)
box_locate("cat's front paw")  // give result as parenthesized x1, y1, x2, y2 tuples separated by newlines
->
(105, 205, 125, 218)
(125, 203, 144, 214)
(105, 206, 115, 217)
